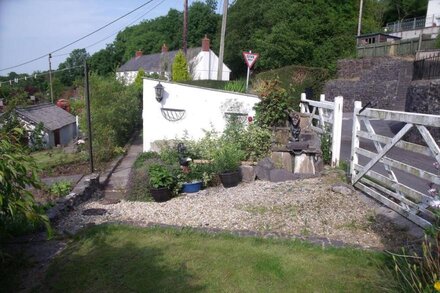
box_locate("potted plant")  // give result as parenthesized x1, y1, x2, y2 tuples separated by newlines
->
(213, 142, 244, 188)
(180, 163, 214, 193)
(148, 164, 175, 202)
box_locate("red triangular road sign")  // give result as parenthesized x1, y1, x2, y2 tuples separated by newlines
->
(242, 51, 259, 68)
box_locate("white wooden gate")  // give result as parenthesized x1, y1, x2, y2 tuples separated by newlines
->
(350, 101, 440, 227)
(300, 93, 343, 167)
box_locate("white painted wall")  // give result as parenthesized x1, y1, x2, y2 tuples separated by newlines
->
(426, 0, 440, 27)
(142, 79, 260, 151)
(191, 50, 231, 81)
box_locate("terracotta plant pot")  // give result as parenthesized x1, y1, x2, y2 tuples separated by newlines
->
(150, 187, 171, 202)
(218, 171, 241, 188)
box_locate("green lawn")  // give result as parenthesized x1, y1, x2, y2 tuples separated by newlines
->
(39, 225, 397, 292)
(32, 149, 86, 170)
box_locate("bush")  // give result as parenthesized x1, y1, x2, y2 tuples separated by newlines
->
(253, 79, 297, 127)
(0, 128, 50, 237)
(80, 74, 141, 162)
(49, 180, 72, 197)
(224, 80, 246, 93)
(172, 50, 190, 82)
(212, 142, 245, 174)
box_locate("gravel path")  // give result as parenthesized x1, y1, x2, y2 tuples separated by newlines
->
(57, 171, 420, 250)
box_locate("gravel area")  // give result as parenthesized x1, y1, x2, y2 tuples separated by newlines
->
(57, 171, 420, 250)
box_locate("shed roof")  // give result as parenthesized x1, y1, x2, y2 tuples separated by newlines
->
(117, 47, 202, 72)
(16, 103, 76, 131)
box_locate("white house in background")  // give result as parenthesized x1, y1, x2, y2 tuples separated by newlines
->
(116, 36, 231, 84)
(142, 79, 259, 151)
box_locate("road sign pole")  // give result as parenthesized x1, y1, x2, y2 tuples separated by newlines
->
(246, 66, 250, 92)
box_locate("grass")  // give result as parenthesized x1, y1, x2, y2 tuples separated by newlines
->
(31, 148, 87, 173)
(37, 225, 398, 292)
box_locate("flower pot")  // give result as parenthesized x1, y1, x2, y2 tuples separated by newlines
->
(182, 181, 203, 193)
(150, 187, 171, 202)
(219, 171, 241, 188)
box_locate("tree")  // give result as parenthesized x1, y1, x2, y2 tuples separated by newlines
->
(383, 0, 428, 23)
(89, 44, 120, 76)
(58, 48, 90, 86)
(172, 50, 190, 82)
(0, 128, 50, 237)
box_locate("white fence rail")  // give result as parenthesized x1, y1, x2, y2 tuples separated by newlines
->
(300, 93, 343, 167)
(350, 100, 440, 228)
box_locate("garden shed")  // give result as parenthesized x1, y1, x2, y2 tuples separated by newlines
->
(16, 103, 77, 148)
(142, 79, 260, 151)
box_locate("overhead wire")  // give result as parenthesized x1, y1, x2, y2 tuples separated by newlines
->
(0, 0, 158, 72)
(0, 65, 84, 88)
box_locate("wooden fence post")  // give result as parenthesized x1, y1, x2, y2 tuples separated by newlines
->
(331, 96, 343, 167)
(350, 101, 362, 183)
(300, 93, 306, 113)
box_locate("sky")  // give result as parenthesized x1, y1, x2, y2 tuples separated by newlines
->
(0, 0, 198, 75)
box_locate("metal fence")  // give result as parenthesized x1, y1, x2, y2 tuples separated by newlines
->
(384, 17, 426, 33)
(413, 55, 440, 80)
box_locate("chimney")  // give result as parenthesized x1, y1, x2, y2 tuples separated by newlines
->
(161, 43, 168, 53)
(135, 50, 142, 58)
(202, 35, 210, 52)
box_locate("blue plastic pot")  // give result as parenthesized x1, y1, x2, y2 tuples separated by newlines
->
(182, 181, 203, 193)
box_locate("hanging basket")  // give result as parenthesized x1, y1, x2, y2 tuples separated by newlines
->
(161, 108, 186, 122)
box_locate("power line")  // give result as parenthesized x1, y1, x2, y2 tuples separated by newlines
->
(0, 65, 84, 87)
(0, 0, 158, 73)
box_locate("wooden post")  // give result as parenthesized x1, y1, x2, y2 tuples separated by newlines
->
(331, 96, 343, 167)
(300, 93, 306, 113)
(350, 101, 361, 183)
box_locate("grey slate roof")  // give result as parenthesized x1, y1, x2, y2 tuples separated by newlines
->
(16, 103, 76, 131)
(117, 47, 202, 72)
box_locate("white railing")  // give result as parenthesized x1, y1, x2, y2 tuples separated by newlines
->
(300, 93, 343, 167)
(350, 101, 440, 227)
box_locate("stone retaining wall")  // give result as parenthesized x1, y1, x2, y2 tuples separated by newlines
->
(324, 57, 413, 112)
(47, 173, 100, 223)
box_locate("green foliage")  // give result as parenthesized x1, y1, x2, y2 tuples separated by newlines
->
(321, 130, 332, 165)
(148, 164, 175, 189)
(383, 0, 428, 23)
(29, 122, 46, 151)
(89, 44, 120, 76)
(79, 74, 141, 162)
(0, 128, 50, 237)
(172, 50, 190, 82)
(49, 180, 72, 198)
(253, 79, 297, 127)
(133, 151, 161, 169)
(255, 65, 329, 98)
(212, 142, 245, 173)
(58, 49, 89, 86)
(134, 68, 145, 91)
(238, 123, 272, 161)
(224, 0, 383, 75)
(223, 80, 246, 93)
(436, 33, 440, 49)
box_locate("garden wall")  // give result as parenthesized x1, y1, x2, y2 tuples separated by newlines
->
(324, 57, 413, 112)
(142, 79, 260, 151)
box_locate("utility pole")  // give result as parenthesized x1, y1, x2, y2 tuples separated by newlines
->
(84, 60, 94, 173)
(183, 0, 188, 55)
(48, 54, 54, 103)
(217, 0, 228, 80)
(357, 0, 364, 36)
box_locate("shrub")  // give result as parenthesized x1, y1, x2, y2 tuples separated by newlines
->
(172, 50, 190, 82)
(148, 164, 175, 189)
(0, 128, 51, 237)
(133, 151, 160, 169)
(212, 142, 245, 173)
(80, 74, 141, 162)
(224, 80, 246, 93)
(253, 79, 297, 127)
(49, 180, 72, 197)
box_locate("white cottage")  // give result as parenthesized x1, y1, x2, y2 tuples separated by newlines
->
(116, 36, 231, 84)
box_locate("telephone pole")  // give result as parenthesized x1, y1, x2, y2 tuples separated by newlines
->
(217, 0, 228, 80)
(84, 60, 94, 173)
(183, 0, 188, 55)
(357, 0, 364, 36)
(48, 53, 54, 103)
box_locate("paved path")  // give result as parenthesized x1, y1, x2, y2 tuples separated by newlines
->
(103, 135, 143, 200)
